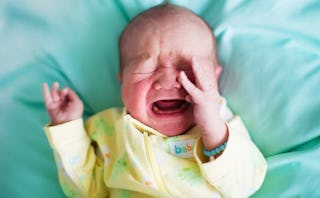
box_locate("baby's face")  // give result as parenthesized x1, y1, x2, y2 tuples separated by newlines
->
(120, 19, 215, 136)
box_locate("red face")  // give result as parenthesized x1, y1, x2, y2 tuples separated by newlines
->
(120, 19, 214, 136)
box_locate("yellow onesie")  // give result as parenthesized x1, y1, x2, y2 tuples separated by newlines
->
(44, 101, 267, 198)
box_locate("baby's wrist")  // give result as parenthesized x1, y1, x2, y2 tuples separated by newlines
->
(201, 122, 228, 150)
(50, 117, 82, 126)
(50, 120, 67, 126)
(203, 141, 228, 159)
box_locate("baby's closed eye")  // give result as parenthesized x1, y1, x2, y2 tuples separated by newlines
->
(131, 70, 156, 77)
(179, 67, 195, 83)
(177, 64, 191, 71)
(131, 60, 157, 75)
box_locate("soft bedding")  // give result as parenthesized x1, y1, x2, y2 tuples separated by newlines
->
(0, 0, 319, 197)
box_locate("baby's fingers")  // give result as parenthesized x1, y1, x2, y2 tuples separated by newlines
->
(179, 71, 201, 102)
(66, 88, 81, 103)
(190, 57, 217, 91)
(42, 83, 53, 106)
(51, 82, 60, 102)
(57, 87, 68, 100)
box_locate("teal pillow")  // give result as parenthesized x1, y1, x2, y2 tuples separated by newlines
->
(205, 1, 320, 196)
(1, 0, 319, 197)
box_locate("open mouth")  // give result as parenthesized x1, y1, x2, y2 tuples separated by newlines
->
(152, 99, 189, 115)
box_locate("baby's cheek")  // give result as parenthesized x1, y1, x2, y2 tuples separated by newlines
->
(127, 82, 149, 106)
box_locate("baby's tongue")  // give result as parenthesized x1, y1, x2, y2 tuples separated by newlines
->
(155, 100, 183, 110)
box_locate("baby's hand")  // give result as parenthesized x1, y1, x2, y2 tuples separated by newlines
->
(178, 57, 228, 150)
(42, 82, 84, 126)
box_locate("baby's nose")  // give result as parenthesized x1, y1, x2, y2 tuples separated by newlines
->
(154, 69, 181, 90)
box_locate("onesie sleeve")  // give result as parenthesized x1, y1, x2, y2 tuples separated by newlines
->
(193, 116, 267, 198)
(44, 118, 108, 197)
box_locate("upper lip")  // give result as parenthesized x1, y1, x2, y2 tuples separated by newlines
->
(150, 95, 186, 102)
(149, 96, 187, 108)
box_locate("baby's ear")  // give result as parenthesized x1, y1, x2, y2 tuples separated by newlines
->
(215, 65, 223, 80)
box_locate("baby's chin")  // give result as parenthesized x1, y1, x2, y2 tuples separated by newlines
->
(152, 122, 195, 137)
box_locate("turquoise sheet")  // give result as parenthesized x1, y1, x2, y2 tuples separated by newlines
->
(1, 0, 319, 197)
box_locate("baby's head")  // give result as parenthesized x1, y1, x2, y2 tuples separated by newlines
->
(118, 3, 222, 136)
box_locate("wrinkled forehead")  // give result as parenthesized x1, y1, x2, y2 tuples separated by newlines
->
(121, 15, 214, 56)
(122, 11, 212, 45)
(119, 7, 217, 70)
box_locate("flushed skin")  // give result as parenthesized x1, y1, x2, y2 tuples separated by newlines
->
(119, 8, 227, 149)
(43, 5, 227, 151)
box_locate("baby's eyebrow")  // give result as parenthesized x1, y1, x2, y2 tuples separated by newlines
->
(125, 53, 151, 66)
(131, 70, 155, 75)
(134, 53, 152, 61)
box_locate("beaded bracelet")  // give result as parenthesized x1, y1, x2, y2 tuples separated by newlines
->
(203, 141, 227, 157)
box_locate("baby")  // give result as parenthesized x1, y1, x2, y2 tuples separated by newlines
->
(43, 3, 267, 198)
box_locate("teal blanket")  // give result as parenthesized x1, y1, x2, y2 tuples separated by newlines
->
(1, 0, 319, 197)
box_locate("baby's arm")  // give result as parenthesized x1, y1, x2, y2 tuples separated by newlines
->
(193, 116, 267, 197)
(43, 83, 108, 197)
(178, 57, 228, 151)
(179, 57, 267, 197)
